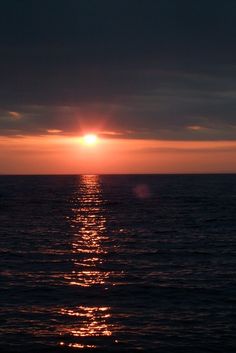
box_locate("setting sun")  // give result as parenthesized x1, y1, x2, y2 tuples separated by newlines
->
(83, 134, 98, 146)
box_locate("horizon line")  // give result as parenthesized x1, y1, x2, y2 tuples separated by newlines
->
(0, 172, 236, 176)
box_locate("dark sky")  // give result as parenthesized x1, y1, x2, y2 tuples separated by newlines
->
(1, 0, 236, 140)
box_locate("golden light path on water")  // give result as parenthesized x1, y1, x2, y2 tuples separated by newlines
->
(60, 175, 113, 349)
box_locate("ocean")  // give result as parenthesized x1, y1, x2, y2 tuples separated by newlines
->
(0, 174, 236, 352)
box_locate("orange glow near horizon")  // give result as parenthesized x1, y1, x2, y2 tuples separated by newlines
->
(0, 135, 236, 174)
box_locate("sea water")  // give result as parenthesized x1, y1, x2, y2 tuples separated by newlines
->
(0, 175, 236, 352)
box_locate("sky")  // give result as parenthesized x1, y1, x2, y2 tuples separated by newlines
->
(0, 0, 236, 174)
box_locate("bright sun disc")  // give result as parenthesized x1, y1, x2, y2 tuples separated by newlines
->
(83, 134, 98, 145)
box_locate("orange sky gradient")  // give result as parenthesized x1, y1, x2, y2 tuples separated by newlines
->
(0, 135, 236, 174)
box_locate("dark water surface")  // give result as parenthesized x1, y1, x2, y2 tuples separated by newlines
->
(0, 175, 236, 352)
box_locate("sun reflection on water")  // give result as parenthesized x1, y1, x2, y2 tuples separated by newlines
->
(60, 175, 113, 349)
(65, 174, 109, 287)
(60, 306, 112, 337)
(59, 305, 112, 349)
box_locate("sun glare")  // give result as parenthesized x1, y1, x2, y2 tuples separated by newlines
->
(83, 134, 98, 146)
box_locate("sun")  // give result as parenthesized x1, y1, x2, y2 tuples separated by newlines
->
(83, 134, 98, 146)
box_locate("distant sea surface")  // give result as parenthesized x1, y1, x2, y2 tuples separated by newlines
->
(0, 175, 236, 352)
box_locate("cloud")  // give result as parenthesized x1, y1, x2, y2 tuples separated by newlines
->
(47, 129, 63, 134)
(187, 126, 204, 131)
(8, 111, 22, 120)
(0, 1, 236, 140)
